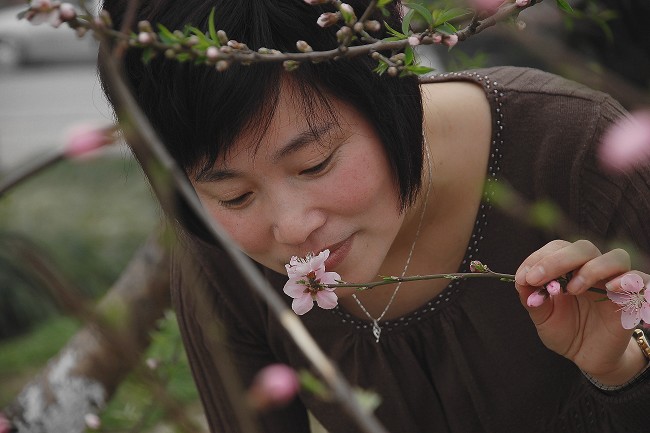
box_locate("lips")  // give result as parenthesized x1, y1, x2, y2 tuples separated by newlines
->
(324, 234, 354, 271)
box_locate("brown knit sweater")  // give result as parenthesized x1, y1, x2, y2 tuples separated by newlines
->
(171, 67, 650, 433)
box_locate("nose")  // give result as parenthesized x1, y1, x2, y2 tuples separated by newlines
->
(271, 198, 326, 247)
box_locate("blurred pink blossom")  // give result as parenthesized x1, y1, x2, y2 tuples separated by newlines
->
(408, 36, 420, 46)
(64, 124, 114, 160)
(607, 273, 650, 329)
(443, 34, 458, 48)
(0, 413, 11, 433)
(599, 110, 650, 172)
(516, 0, 530, 6)
(248, 364, 300, 410)
(84, 413, 101, 430)
(283, 250, 340, 315)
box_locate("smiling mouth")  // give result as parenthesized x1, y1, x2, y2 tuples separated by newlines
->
(324, 235, 354, 271)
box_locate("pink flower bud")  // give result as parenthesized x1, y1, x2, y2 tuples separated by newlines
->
(64, 124, 113, 159)
(0, 413, 12, 433)
(138, 32, 153, 45)
(340, 3, 354, 16)
(84, 413, 101, 430)
(545, 280, 562, 296)
(317, 12, 340, 28)
(59, 3, 77, 21)
(432, 34, 443, 44)
(206, 46, 219, 61)
(599, 110, 650, 172)
(527, 288, 549, 307)
(248, 364, 300, 411)
(443, 34, 458, 48)
(515, 0, 530, 6)
(408, 36, 420, 46)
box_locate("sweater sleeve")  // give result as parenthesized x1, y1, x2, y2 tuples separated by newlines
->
(170, 237, 311, 433)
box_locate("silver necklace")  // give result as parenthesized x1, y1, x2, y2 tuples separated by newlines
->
(352, 144, 432, 342)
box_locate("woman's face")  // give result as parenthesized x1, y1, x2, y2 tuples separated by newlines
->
(191, 90, 405, 289)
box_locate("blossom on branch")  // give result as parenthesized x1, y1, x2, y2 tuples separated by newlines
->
(63, 124, 115, 160)
(283, 250, 340, 315)
(248, 364, 300, 411)
(607, 273, 650, 329)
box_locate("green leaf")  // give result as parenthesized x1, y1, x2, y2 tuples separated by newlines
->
(141, 47, 155, 64)
(555, 0, 574, 13)
(405, 65, 434, 75)
(402, 9, 415, 35)
(435, 22, 457, 35)
(437, 7, 471, 25)
(404, 2, 433, 27)
(157, 24, 178, 44)
(384, 21, 407, 39)
(373, 60, 389, 75)
(404, 46, 414, 66)
(208, 7, 220, 46)
(188, 26, 209, 43)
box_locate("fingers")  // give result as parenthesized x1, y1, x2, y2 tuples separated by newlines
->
(515, 240, 631, 296)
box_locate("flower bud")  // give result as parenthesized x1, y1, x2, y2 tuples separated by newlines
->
(164, 48, 176, 58)
(206, 46, 219, 61)
(64, 124, 114, 160)
(137, 20, 152, 33)
(0, 413, 12, 433)
(443, 34, 458, 48)
(527, 288, 549, 308)
(58, 3, 76, 21)
(364, 20, 381, 32)
(283, 60, 300, 71)
(408, 35, 420, 46)
(370, 51, 381, 60)
(336, 26, 352, 43)
(353, 22, 364, 33)
(216, 60, 230, 72)
(339, 3, 356, 24)
(516, 0, 530, 6)
(599, 110, 650, 172)
(137, 32, 153, 45)
(545, 280, 562, 296)
(296, 40, 313, 53)
(387, 66, 398, 77)
(432, 34, 443, 44)
(217, 30, 228, 45)
(84, 413, 101, 430)
(248, 364, 300, 411)
(187, 35, 200, 46)
(317, 12, 339, 28)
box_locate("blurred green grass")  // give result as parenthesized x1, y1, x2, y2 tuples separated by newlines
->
(0, 154, 200, 430)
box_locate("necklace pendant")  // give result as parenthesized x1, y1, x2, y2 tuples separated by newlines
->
(372, 320, 382, 343)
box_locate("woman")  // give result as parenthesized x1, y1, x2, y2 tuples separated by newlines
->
(99, 0, 650, 431)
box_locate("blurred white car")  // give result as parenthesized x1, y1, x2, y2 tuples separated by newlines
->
(0, 3, 99, 68)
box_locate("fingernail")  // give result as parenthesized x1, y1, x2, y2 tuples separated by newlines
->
(605, 281, 614, 291)
(515, 266, 530, 285)
(526, 266, 545, 286)
(567, 275, 585, 294)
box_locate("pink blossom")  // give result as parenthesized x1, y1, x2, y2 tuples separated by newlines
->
(408, 36, 420, 46)
(515, 0, 530, 6)
(58, 3, 77, 21)
(27, 0, 62, 27)
(248, 364, 300, 410)
(64, 124, 113, 159)
(545, 280, 562, 296)
(317, 12, 340, 28)
(283, 250, 340, 315)
(0, 413, 12, 433)
(138, 32, 154, 45)
(527, 288, 549, 307)
(607, 273, 650, 329)
(84, 413, 101, 430)
(443, 34, 458, 48)
(599, 110, 650, 172)
(431, 34, 443, 44)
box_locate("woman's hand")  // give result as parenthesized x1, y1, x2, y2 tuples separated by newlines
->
(514, 239, 649, 386)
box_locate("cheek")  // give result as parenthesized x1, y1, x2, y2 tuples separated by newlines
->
(202, 203, 267, 254)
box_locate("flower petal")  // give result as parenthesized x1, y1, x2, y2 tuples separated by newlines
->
(621, 273, 644, 292)
(640, 302, 650, 325)
(317, 271, 341, 287)
(607, 291, 630, 305)
(315, 290, 338, 309)
(283, 280, 307, 298)
(621, 308, 641, 330)
(309, 250, 329, 272)
(292, 295, 314, 315)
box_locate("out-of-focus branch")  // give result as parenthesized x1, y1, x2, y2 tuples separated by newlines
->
(2, 230, 177, 433)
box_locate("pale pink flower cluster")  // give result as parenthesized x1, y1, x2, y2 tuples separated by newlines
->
(26, 0, 77, 27)
(607, 273, 650, 329)
(283, 250, 340, 315)
(248, 364, 300, 410)
(599, 110, 650, 172)
(526, 279, 562, 307)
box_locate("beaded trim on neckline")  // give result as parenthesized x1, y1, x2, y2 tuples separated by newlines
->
(332, 70, 505, 336)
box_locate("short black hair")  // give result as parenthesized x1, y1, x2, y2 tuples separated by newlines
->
(99, 0, 424, 213)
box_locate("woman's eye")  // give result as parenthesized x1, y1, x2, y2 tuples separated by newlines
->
(219, 192, 251, 208)
(300, 155, 333, 175)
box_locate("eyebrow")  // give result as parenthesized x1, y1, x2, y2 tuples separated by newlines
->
(194, 121, 337, 183)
